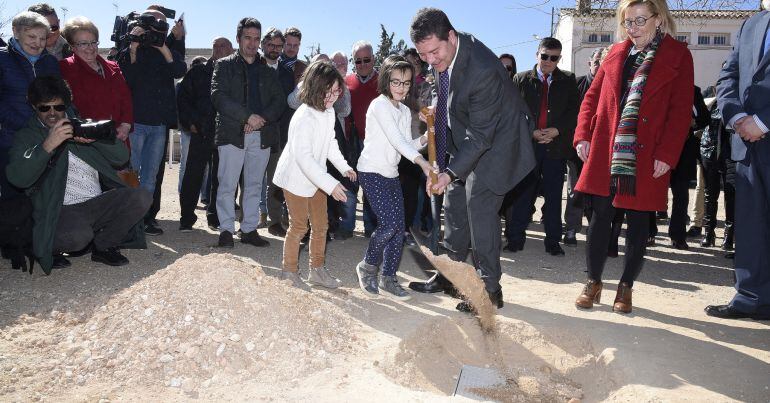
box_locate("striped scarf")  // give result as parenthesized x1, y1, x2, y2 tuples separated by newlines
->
(610, 34, 663, 195)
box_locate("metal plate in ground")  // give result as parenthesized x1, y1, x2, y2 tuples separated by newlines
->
(454, 364, 505, 400)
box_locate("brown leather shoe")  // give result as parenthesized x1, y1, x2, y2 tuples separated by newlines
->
(575, 280, 602, 309)
(613, 282, 633, 313)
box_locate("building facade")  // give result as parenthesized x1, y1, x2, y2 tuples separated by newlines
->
(554, 3, 757, 89)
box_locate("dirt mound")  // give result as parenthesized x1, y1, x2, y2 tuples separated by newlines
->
(383, 316, 622, 402)
(1, 253, 362, 399)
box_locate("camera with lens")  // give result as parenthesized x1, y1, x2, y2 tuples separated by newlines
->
(126, 13, 169, 48)
(110, 6, 175, 52)
(65, 119, 115, 142)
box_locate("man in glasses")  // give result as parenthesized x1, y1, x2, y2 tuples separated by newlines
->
(506, 37, 578, 257)
(6, 76, 151, 273)
(27, 3, 71, 60)
(339, 40, 379, 239)
(259, 27, 296, 237)
(409, 8, 535, 312)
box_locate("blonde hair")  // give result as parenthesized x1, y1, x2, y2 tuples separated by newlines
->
(616, 0, 676, 41)
(61, 16, 99, 45)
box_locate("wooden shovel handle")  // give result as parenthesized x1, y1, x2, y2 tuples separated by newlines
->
(421, 107, 439, 194)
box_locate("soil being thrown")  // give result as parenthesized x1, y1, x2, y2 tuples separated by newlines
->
(1, 253, 363, 400)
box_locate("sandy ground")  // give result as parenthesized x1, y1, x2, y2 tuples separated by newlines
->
(1, 163, 768, 402)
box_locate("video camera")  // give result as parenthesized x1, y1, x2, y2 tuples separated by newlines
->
(110, 6, 176, 52)
(64, 119, 115, 142)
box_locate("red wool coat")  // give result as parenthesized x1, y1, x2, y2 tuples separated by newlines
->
(574, 35, 694, 212)
(59, 54, 133, 127)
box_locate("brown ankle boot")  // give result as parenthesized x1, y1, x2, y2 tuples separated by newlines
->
(575, 280, 603, 309)
(613, 282, 633, 313)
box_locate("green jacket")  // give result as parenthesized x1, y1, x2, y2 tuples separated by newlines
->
(5, 117, 146, 273)
(211, 51, 287, 149)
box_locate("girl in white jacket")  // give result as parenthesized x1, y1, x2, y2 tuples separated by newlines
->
(355, 55, 433, 300)
(273, 61, 356, 288)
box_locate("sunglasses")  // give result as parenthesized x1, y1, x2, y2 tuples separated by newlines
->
(354, 58, 372, 65)
(540, 54, 561, 62)
(36, 104, 66, 112)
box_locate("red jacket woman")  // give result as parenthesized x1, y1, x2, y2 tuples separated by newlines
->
(59, 17, 132, 142)
(572, 0, 694, 316)
(574, 35, 693, 212)
(60, 54, 133, 134)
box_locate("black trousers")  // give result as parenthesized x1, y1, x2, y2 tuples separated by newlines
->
(399, 158, 421, 230)
(54, 188, 152, 252)
(668, 171, 691, 241)
(586, 194, 649, 287)
(702, 157, 735, 232)
(180, 133, 216, 227)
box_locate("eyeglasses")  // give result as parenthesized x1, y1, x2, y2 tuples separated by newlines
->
(540, 53, 561, 62)
(325, 88, 343, 98)
(623, 14, 657, 29)
(389, 79, 411, 88)
(74, 41, 99, 49)
(354, 58, 372, 65)
(36, 104, 66, 112)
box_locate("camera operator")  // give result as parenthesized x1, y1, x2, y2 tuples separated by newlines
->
(116, 9, 185, 236)
(146, 4, 185, 56)
(6, 76, 151, 274)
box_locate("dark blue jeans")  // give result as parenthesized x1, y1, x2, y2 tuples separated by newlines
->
(359, 172, 404, 276)
(507, 143, 566, 246)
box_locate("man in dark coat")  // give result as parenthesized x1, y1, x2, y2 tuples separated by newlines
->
(407, 8, 535, 312)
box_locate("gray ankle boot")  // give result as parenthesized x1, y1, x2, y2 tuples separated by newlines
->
(355, 261, 379, 295)
(307, 266, 341, 289)
(379, 275, 411, 301)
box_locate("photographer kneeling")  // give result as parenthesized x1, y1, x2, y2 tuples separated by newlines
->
(6, 76, 151, 273)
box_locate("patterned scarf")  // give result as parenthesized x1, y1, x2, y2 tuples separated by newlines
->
(610, 33, 663, 195)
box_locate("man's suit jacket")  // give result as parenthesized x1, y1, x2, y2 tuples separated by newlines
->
(717, 10, 770, 162)
(436, 32, 535, 195)
(512, 66, 579, 160)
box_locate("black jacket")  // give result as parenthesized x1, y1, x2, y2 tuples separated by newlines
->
(576, 73, 594, 104)
(672, 86, 710, 181)
(177, 59, 216, 137)
(117, 46, 186, 126)
(513, 66, 580, 160)
(211, 52, 286, 149)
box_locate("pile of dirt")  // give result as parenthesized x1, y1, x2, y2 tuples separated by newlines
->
(1, 253, 362, 399)
(383, 316, 620, 401)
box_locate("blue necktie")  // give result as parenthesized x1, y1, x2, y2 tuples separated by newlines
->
(435, 70, 449, 171)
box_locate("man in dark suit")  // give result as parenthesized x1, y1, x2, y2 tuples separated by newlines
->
(408, 8, 535, 312)
(507, 37, 579, 256)
(708, 6, 770, 320)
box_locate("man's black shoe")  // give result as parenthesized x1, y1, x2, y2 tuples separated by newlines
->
(546, 243, 565, 256)
(409, 273, 451, 294)
(179, 223, 193, 232)
(686, 225, 702, 237)
(144, 221, 163, 236)
(218, 231, 234, 248)
(563, 230, 577, 246)
(267, 223, 286, 237)
(456, 289, 504, 312)
(705, 304, 770, 320)
(52, 254, 71, 269)
(91, 247, 129, 266)
(671, 239, 689, 250)
(66, 243, 92, 257)
(241, 230, 269, 247)
(503, 240, 524, 253)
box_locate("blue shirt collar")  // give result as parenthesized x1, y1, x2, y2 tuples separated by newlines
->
(10, 37, 42, 64)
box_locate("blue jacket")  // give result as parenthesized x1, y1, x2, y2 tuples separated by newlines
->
(0, 45, 60, 149)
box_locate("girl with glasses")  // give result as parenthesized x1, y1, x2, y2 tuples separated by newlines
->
(354, 55, 434, 300)
(272, 60, 356, 289)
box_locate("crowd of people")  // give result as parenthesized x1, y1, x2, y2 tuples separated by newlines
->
(1, 1, 768, 321)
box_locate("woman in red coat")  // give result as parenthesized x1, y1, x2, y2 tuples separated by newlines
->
(59, 17, 132, 142)
(573, 0, 693, 313)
